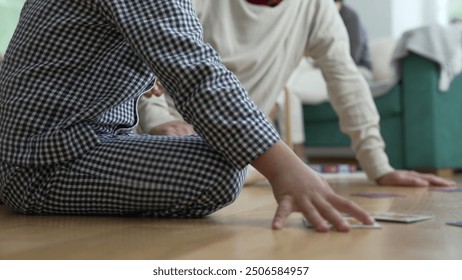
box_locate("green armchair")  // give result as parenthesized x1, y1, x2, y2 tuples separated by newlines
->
(303, 52, 462, 172)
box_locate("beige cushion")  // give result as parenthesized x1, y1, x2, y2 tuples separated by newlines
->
(369, 38, 398, 82)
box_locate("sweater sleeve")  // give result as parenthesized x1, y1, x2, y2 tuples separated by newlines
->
(305, 0, 394, 180)
(91, 0, 280, 169)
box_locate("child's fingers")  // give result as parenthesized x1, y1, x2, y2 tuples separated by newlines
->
(313, 198, 350, 232)
(328, 195, 374, 225)
(272, 198, 292, 229)
(299, 200, 332, 232)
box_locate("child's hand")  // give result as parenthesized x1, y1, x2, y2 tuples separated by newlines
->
(269, 163, 373, 232)
(252, 141, 374, 232)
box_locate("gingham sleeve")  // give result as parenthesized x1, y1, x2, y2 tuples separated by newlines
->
(92, 0, 280, 169)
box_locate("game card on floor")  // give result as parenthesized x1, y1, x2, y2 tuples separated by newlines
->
(447, 221, 462, 227)
(430, 188, 462, 193)
(302, 217, 382, 229)
(351, 192, 405, 198)
(372, 212, 433, 223)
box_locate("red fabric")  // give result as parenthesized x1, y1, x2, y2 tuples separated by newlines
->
(246, 0, 282, 7)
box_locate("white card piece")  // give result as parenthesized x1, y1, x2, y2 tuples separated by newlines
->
(371, 212, 434, 223)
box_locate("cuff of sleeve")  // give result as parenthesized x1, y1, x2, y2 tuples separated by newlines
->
(224, 122, 281, 170)
(356, 148, 395, 181)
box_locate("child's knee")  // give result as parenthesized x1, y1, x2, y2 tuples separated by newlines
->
(220, 166, 246, 203)
(182, 166, 246, 218)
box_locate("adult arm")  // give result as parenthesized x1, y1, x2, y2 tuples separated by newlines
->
(306, 0, 454, 186)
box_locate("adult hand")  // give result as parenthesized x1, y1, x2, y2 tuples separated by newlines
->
(376, 170, 456, 187)
(149, 120, 196, 136)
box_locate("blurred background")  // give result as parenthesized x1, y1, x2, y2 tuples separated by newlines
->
(348, 0, 462, 40)
(2, 0, 461, 54)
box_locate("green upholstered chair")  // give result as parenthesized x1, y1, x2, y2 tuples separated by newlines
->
(303, 52, 462, 173)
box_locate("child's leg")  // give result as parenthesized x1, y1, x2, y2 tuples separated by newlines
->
(0, 134, 246, 217)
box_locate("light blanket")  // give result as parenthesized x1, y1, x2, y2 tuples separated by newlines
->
(393, 24, 462, 91)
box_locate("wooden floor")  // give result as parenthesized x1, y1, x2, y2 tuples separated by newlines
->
(1, 173, 462, 260)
